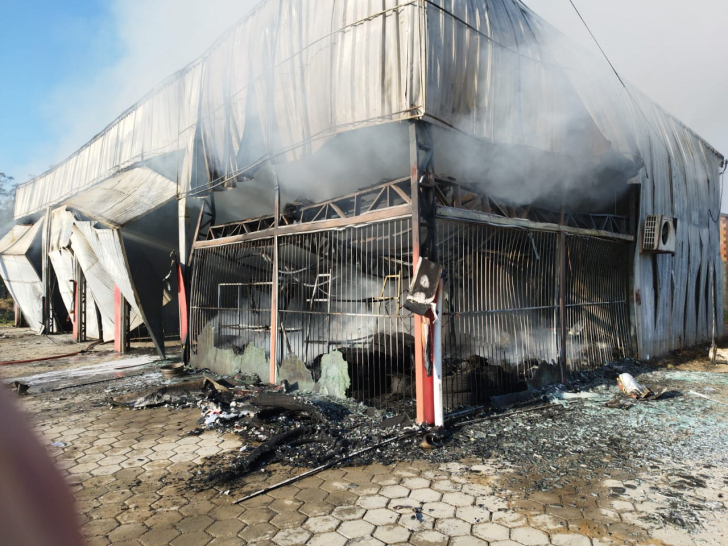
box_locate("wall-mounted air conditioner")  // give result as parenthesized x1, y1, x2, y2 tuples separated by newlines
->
(642, 215, 676, 253)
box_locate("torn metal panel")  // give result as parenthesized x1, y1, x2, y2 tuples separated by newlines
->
(48, 207, 100, 339)
(0, 220, 44, 332)
(63, 167, 177, 228)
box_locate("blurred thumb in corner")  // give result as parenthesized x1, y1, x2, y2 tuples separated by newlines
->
(0, 387, 85, 545)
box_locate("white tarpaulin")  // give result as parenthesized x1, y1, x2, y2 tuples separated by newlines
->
(0, 220, 44, 332)
(49, 208, 100, 339)
(64, 167, 177, 228)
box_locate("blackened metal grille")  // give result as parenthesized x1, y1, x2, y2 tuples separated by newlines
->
(564, 235, 632, 369)
(277, 219, 415, 413)
(190, 238, 274, 355)
(436, 220, 632, 411)
(437, 221, 559, 410)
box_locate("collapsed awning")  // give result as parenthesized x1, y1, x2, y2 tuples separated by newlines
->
(64, 167, 177, 228)
(49, 208, 100, 339)
(0, 220, 44, 332)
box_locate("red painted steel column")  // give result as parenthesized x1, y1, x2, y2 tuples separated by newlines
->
(178, 265, 188, 344)
(410, 122, 435, 425)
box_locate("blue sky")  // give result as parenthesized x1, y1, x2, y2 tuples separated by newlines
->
(0, 1, 120, 181)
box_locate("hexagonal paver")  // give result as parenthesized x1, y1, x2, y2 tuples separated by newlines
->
(373, 524, 412, 544)
(138, 527, 181, 546)
(421, 501, 455, 518)
(331, 505, 366, 521)
(238, 522, 278, 542)
(239, 507, 275, 524)
(175, 515, 213, 534)
(337, 519, 376, 539)
(551, 534, 593, 546)
(380, 485, 410, 499)
(272, 528, 311, 545)
(511, 526, 550, 545)
(450, 537, 488, 546)
(529, 513, 568, 531)
(473, 522, 510, 541)
(307, 531, 347, 546)
(410, 489, 442, 503)
(399, 512, 434, 532)
(431, 480, 461, 493)
(347, 537, 385, 546)
(304, 515, 340, 533)
(170, 531, 213, 546)
(269, 499, 303, 513)
(270, 511, 307, 530)
(107, 523, 148, 542)
(456, 505, 491, 524)
(206, 519, 244, 538)
(357, 495, 390, 510)
(435, 517, 471, 536)
(364, 508, 399, 526)
(388, 497, 421, 512)
(402, 477, 430, 490)
(491, 510, 528, 528)
(442, 492, 475, 507)
(410, 529, 448, 546)
(299, 501, 334, 517)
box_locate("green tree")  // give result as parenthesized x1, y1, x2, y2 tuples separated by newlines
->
(0, 172, 15, 237)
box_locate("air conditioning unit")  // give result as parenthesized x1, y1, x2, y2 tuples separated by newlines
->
(642, 215, 676, 253)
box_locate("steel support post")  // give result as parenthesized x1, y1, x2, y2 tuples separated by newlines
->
(558, 230, 568, 382)
(73, 257, 87, 343)
(270, 175, 280, 385)
(410, 121, 436, 425)
(41, 207, 52, 333)
(114, 285, 130, 353)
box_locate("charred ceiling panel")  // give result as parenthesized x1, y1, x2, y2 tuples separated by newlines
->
(0, 220, 44, 332)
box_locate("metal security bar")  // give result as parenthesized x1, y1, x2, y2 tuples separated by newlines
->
(436, 220, 632, 411)
(563, 235, 632, 369)
(277, 219, 415, 414)
(190, 238, 274, 355)
(437, 221, 559, 410)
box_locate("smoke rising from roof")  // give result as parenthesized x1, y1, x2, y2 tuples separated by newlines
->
(522, 0, 728, 210)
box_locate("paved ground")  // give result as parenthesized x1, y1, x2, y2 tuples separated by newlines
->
(2, 327, 727, 545)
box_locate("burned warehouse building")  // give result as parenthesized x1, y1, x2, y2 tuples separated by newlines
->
(1, 0, 724, 424)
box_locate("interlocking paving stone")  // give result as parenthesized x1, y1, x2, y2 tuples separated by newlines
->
(303, 515, 340, 533)
(272, 528, 311, 545)
(363, 508, 399, 526)
(409, 529, 448, 546)
(435, 517, 471, 536)
(331, 505, 366, 521)
(551, 533, 594, 546)
(510, 526, 550, 545)
(357, 495, 390, 509)
(238, 522, 278, 542)
(472, 522, 511, 541)
(307, 531, 347, 546)
(337, 519, 376, 539)
(441, 491, 475, 507)
(372, 524, 412, 544)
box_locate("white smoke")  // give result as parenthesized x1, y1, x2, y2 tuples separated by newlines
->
(522, 0, 728, 210)
(16, 0, 257, 184)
